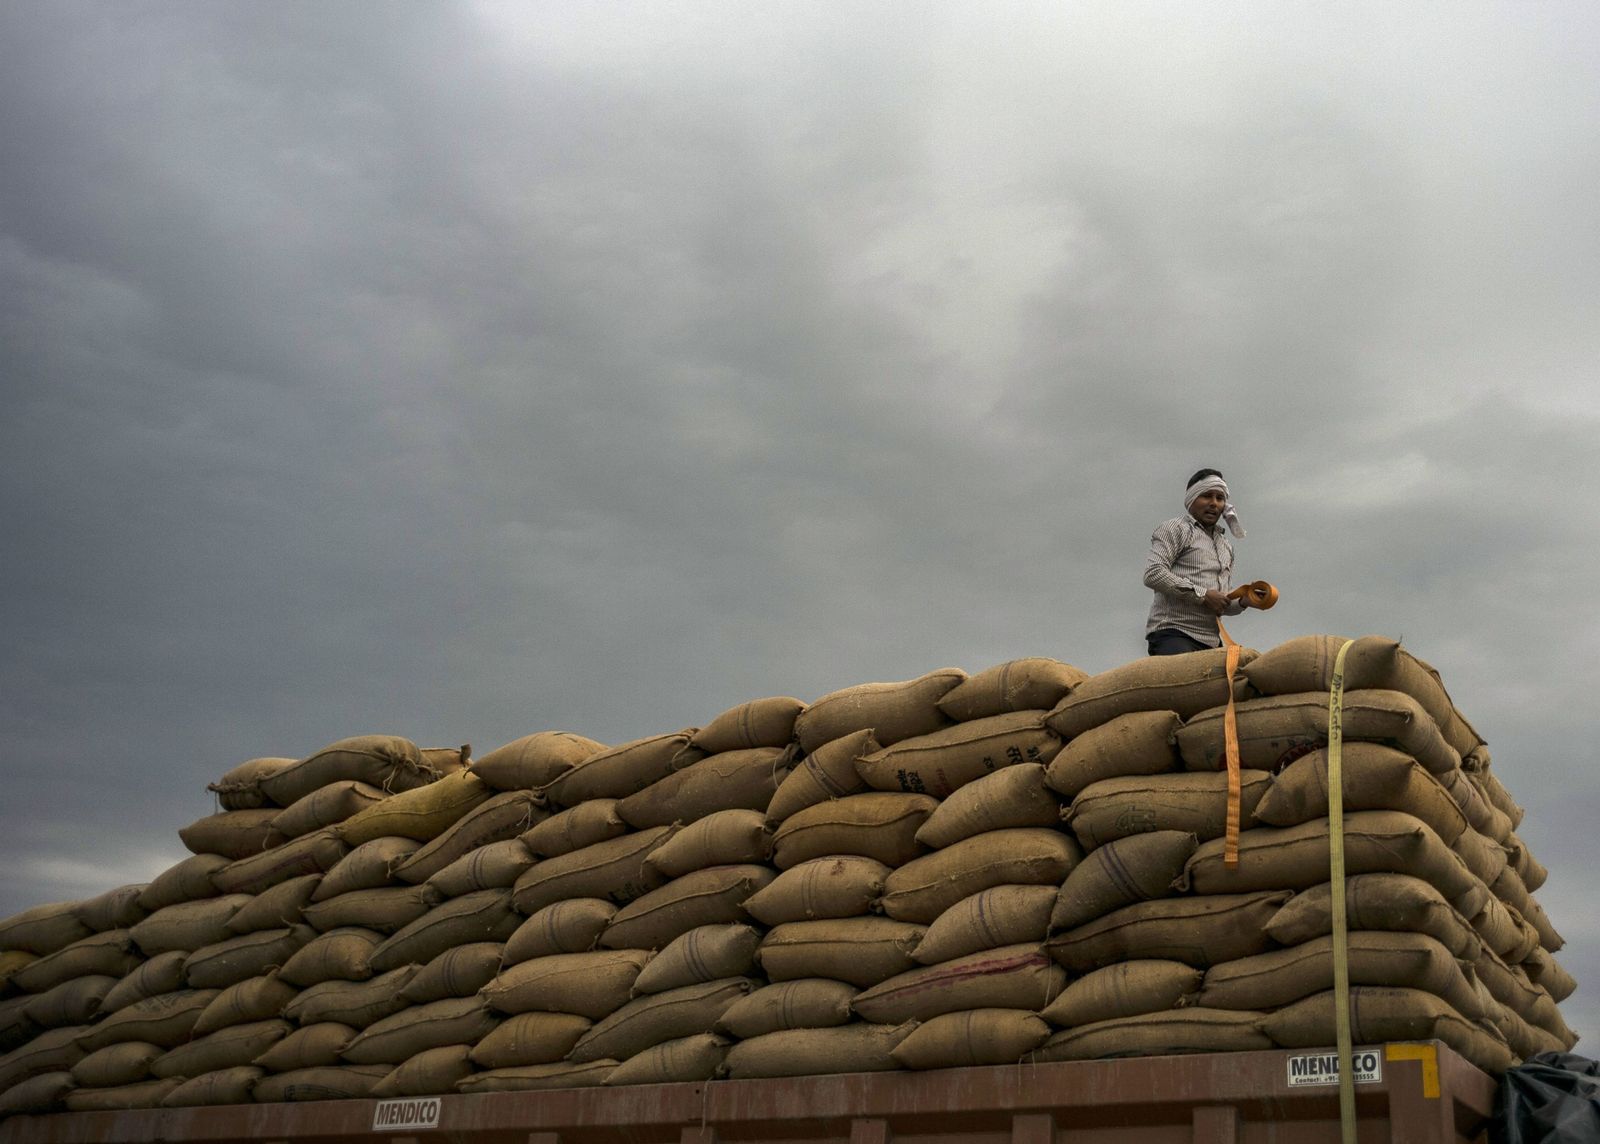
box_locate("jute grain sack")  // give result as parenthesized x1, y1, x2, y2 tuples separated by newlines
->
(282, 966, 420, 1029)
(480, 950, 653, 1020)
(617, 746, 795, 829)
(721, 1022, 914, 1079)
(0, 1024, 87, 1091)
(160, 1065, 264, 1107)
(771, 792, 939, 869)
(277, 926, 383, 987)
(1040, 960, 1202, 1027)
(1239, 634, 1405, 696)
(795, 669, 968, 754)
(851, 943, 1065, 1025)
(1047, 890, 1292, 972)
(511, 824, 679, 915)
(212, 828, 349, 896)
(541, 731, 701, 807)
(392, 791, 547, 886)
(469, 1010, 592, 1068)
(938, 658, 1089, 723)
(691, 696, 806, 754)
(757, 918, 925, 988)
(1066, 771, 1270, 851)
(1474, 945, 1562, 1031)
(913, 884, 1057, 965)
(456, 1060, 615, 1092)
(0, 902, 94, 958)
(192, 974, 299, 1036)
(916, 764, 1062, 850)
(1259, 986, 1516, 1076)
(151, 1018, 290, 1078)
(0, 1070, 75, 1117)
(131, 895, 254, 955)
(714, 978, 857, 1039)
(645, 809, 774, 878)
(1491, 866, 1563, 952)
(1049, 831, 1196, 933)
(1253, 744, 1467, 843)
(1438, 766, 1508, 840)
(1266, 874, 1482, 960)
(632, 924, 762, 995)
(1034, 1008, 1272, 1062)
(504, 899, 617, 966)
(100, 951, 187, 1015)
(207, 756, 296, 811)
(890, 1008, 1050, 1069)
(369, 888, 521, 974)
(1505, 833, 1549, 894)
(470, 731, 607, 792)
(765, 729, 880, 826)
(1043, 711, 1183, 801)
(226, 874, 321, 935)
(604, 1032, 729, 1085)
(1468, 894, 1538, 963)
(1453, 827, 1509, 886)
(11, 930, 143, 994)
(0, 950, 35, 995)
(341, 995, 500, 1066)
(313, 836, 420, 901)
(1470, 763, 1525, 830)
(599, 864, 775, 951)
(251, 1063, 390, 1102)
(179, 809, 286, 860)
(880, 828, 1082, 924)
(1045, 648, 1255, 741)
(424, 839, 535, 899)
(71, 1041, 164, 1088)
(23, 975, 118, 1028)
(1522, 947, 1577, 1004)
(519, 799, 628, 860)
(301, 884, 440, 935)
(855, 712, 1062, 799)
(1199, 931, 1486, 1018)
(140, 853, 232, 911)
(64, 1076, 185, 1111)
(1182, 811, 1478, 902)
(0, 996, 35, 1054)
(271, 780, 388, 839)
(568, 976, 757, 1064)
(370, 1043, 475, 1098)
(742, 855, 890, 926)
(338, 771, 494, 846)
(251, 1022, 357, 1071)
(258, 735, 428, 808)
(73, 884, 150, 935)
(78, 989, 221, 1052)
(183, 925, 315, 990)
(401, 943, 505, 1005)
(1177, 690, 1461, 776)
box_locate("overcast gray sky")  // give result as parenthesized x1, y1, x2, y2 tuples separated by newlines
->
(3, 2, 1597, 1048)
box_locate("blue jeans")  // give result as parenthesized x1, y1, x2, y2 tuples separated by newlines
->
(1147, 627, 1215, 656)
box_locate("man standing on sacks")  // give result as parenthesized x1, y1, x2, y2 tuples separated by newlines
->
(1143, 468, 1259, 656)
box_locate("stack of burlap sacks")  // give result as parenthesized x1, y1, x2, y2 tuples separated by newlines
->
(0, 636, 1579, 1116)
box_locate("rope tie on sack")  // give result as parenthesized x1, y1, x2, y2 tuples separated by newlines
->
(1216, 581, 1279, 868)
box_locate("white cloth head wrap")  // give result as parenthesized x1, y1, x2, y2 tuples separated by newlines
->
(1184, 475, 1245, 538)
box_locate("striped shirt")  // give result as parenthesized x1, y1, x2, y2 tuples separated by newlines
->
(1143, 516, 1244, 646)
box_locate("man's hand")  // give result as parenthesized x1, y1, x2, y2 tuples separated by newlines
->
(1202, 589, 1231, 615)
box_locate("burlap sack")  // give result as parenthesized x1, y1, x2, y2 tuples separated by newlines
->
(470, 731, 607, 792)
(0, 902, 93, 958)
(616, 746, 794, 829)
(391, 790, 547, 885)
(183, 925, 315, 990)
(178, 809, 286, 859)
(192, 974, 299, 1036)
(468, 1011, 593, 1068)
(1258, 986, 1516, 1076)
(1505, 832, 1549, 894)
(1046, 890, 1292, 972)
(72, 884, 150, 935)
(890, 1008, 1051, 1069)
(0, 950, 34, 996)
(159, 1065, 263, 1107)
(879, 828, 1082, 924)
(757, 918, 925, 988)
(691, 696, 806, 754)
(369, 889, 521, 974)
(519, 798, 629, 859)
(915, 763, 1063, 850)
(1468, 894, 1539, 963)
(337, 771, 494, 846)
(713, 978, 857, 1039)
(1043, 711, 1184, 801)
(300, 884, 440, 936)
(541, 731, 701, 807)
(741, 855, 890, 926)
(1474, 945, 1562, 1032)
(1522, 947, 1577, 1004)
(100, 951, 188, 1015)
(1065, 770, 1271, 850)
(1239, 634, 1403, 696)
(207, 756, 296, 811)
(401, 943, 506, 1005)
(341, 995, 500, 1066)
(604, 1032, 729, 1085)
(251, 1064, 390, 1102)
(1039, 959, 1203, 1027)
(644, 809, 774, 878)
(912, 884, 1057, 965)
(77, 989, 221, 1052)
(370, 1043, 475, 1097)
(1049, 830, 1196, 932)
(23, 975, 118, 1028)
(70, 1041, 164, 1088)
(312, 836, 420, 901)
(1253, 744, 1467, 843)
(504, 899, 618, 966)
(258, 735, 428, 808)
(64, 1077, 185, 1111)
(1034, 1008, 1272, 1061)
(140, 853, 232, 911)
(11, 930, 143, 994)
(1453, 827, 1509, 886)
(424, 840, 536, 899)
(151, 1018, 290, 1078)
(598, 864, 775, 951)
(632, 924, 762, 995)
(1266, 873, 1482, 960)
(511, 824, 679, 915)
(721, 1022, 914, 1078)
(1491, 866, 1562, 952)
(938, 658, 1090, 723)
(0, 1070, 75, 1117)
(271, 780, 389, 839)
(771, 792, 939, 869)
(225, 874, 322, 935)
(282, 966, 420, 1029)
(251, 1022, 357, 1071)
(851, 943, 1065, 1024)
(765, 729, 880, 825)
(211, 829, 349, 896)
(795, 668, 966, 753)
(1470, 763, 1525, 830)
(0, 1024, 87, 1090)
(456, 1060, 615, 1092)
(1045, 649, 1254, 741)
(480, 950, 653, 1020)
(1438, 766, 1508, 840)
(855, 711, 1062, 799)
(131, 895, 255, 955)
(277, 926, 383, 987)
(568, 976, 757, 1064)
